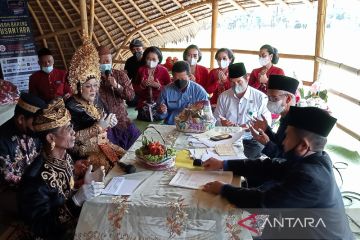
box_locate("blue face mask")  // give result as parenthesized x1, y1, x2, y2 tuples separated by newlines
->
(41, 66, 53, 74)
(100, 64, 112, 73)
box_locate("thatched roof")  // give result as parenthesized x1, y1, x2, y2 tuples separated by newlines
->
(28, 0, 317, 69)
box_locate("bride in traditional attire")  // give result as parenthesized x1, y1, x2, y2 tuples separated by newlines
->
(65, 37, 126, 172)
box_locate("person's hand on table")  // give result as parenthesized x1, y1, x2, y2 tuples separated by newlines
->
(203, 157, 224, 171)
(250, 114, 268, 131)
(203, 181, 224, 195)
(249, 125, 270, 145)
(220, 118, 235, 127)
(157, 103, 167, 114)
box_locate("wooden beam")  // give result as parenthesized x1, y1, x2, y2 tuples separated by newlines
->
(149, 0, 180, 31)
(225, 0, 245, 11)
(28, 4, 47, 47)
(36, 0, 67, 69)
(45, 0, 77, 50)
(115, 0, 213, 60)
(252, 0, 267, 7)
(336, 123, 360, 142)
(139, 32, 151, 45)
(210, 0, 218, 69)
(313, 0, 327, 81)
(186, 11, 198, 24)
(315, 57, 360, 76)
(329, 89, 360, 106)
(89, 0, 95, 40)
(172, 0, 183, 8)
(35, 26, 82, 40)
(79, 0, 88, 37)
(96, 0, 126, 35)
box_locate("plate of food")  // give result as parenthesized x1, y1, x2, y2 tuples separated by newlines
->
(135, 134, 177, 171)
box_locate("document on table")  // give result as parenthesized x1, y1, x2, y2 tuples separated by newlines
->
(102, 176, 142, 196)
(169, 168, 233, 190)
(189, 148, 239, 161)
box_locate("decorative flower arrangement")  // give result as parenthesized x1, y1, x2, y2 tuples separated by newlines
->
(297, 80, 330, 112)
(164, 56, 178, 72)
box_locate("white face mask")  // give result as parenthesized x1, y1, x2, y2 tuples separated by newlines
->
(147, 60, 158, 69)
(259, 57, 270, 67)
(41, 66, 53, 74)
(219, 59, 229, 69)
(267, 100, 285, 114)
(232, 84, 246, 95)
(188, 57, 197, 66)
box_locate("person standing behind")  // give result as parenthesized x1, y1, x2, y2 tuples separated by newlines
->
(248, 44, 284, 95)
(124, 39, 144, 107)
(29, 48, 71, 103)
(97, 46, 141, 150)
(124, 39, 144, 82)
(183, 44, 209, 90)
(206, 48, 234, 108)
(133, 46, 171, 121)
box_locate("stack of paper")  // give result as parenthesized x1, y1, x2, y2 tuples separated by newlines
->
(102, 176, 142, 196)
(169, 168, 233, 189)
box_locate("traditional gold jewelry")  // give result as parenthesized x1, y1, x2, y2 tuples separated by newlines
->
(50, 141, 55, 151)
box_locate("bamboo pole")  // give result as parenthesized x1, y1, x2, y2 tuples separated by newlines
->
(89, 0, 95, 40)
(57, 1, 83, 40)
(36, 0, 67, 69)
(96, 0, 126, 35)
(210, 0, 218, 69)
(315, 57, 360, 76)
(28, 4, 47, 47)
(313, 0, 327, 81)
(79, 0, 88, 37)
(65, 0, 100, 45)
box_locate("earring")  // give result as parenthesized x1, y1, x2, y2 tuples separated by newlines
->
(50, 141, 55, 151)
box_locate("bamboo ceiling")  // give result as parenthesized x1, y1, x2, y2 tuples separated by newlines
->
(28, 0, 317, 70)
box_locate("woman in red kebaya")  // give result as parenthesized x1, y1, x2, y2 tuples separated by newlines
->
(183, 44, 209, 90)
(206, 48, 235, 108)
(249, 44, 285, 94)
(133, 46, 171, 121)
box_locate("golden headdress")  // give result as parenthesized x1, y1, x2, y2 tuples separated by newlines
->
(33, 98, 71, 132)
(68, 36, 101, 94)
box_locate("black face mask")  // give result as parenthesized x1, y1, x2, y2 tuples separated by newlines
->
(283, 142, 310, 162)
(174, 79, 189, 89)
(134, 51, 142, 59)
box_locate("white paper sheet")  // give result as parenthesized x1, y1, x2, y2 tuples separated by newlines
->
(189, 148, 239, 161)
(169, 168, 233, 189)
(102, 177, 142, 196)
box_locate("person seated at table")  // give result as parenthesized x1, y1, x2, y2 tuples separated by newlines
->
(249, 75, 299, 158)
(18, 98, 105, 239)
(29, 47, 71, 103)
(133, 46, 171, 121)
(157, 61, 209, 125)
(202, 106, 353, 239)
(248, 44, 285, 95)
(124, 39, 144, 107)
(183, 44, 209, 90)
(206, 48, 234, 108)
(97, 46, 141, 150)
(66, 38, 125, 172)
(213, 62, 271, 127)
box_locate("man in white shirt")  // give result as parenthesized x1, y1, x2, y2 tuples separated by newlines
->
(214, 62, 272, 127)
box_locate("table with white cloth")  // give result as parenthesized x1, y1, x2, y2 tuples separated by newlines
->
(74, 125, 253, 240)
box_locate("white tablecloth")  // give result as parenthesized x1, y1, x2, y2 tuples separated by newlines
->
(75, 125, 252, 240)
